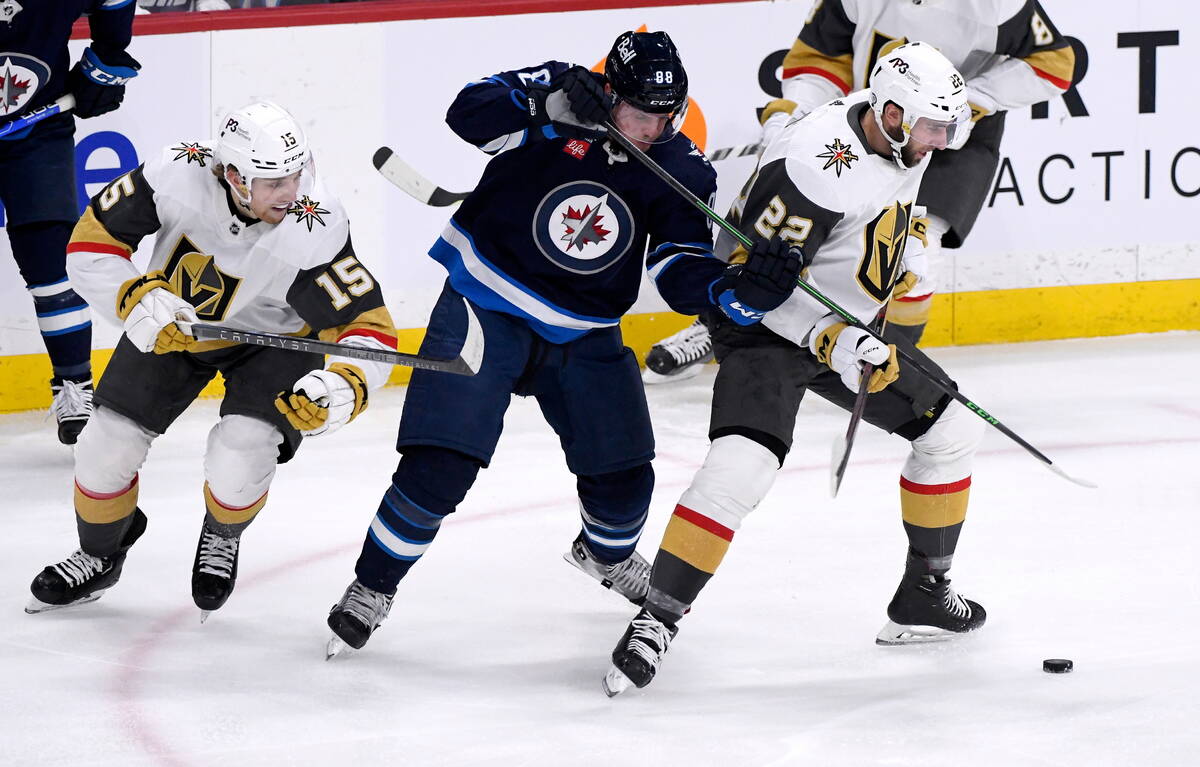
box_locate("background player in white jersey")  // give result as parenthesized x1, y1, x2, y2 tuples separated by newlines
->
(644, 0, 1075, 379)
(26, 101, 398, 621)
(604, 43, 990, 696)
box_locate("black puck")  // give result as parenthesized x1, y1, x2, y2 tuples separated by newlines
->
(1043, 658, 1073, 674)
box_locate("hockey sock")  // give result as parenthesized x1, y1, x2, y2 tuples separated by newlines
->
(203, 483, 267, 537)
(10, 222, 92, 382)
(75, 475, 139, 557)
(354, 447, 479, 594)
(899, 475, 970, 572)
(644, 504, 736, 623)
(575, 464, 653, 563)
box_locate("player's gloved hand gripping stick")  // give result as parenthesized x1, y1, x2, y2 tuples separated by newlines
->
(600, 121, 1095, 490)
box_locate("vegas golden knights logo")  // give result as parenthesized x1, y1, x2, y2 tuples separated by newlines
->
(162, 235, 241, 321)
(856, 202, 911, 303)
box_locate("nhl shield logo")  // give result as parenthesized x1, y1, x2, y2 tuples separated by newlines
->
(0, 53, 50, 116)
(533, 181, 634, 275)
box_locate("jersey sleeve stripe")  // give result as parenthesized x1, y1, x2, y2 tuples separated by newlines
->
(67, 241, 132, 259)
(782, 64, 852, 95)
(1023, 46, 1075, 90)
(336, 327, 399, 349)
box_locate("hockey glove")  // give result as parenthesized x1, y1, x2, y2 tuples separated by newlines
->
(892, 248, 935, 301)
(116, 272, 199, 354)
(710, 237, 806, 326)
(808, 315, 899, 394)
(526, 70, 607, 143)
(68, 47, 140, 119)
(758, 98, 798, 149)
(274, 363, 368, 437)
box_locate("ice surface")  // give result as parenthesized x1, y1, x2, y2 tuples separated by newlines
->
(2, 333, 1198, 766)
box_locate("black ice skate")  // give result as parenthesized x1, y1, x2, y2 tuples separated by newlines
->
(642, 318, 712, 383)
(876, 569, 987, 646)
(51, 377, 93, 445)
(325, 579, 394, 659)
(192, 523, 241, 622)
(27, 508, 146, 613)
(564, 533, 650, 605)
(603, 608, 678, 697)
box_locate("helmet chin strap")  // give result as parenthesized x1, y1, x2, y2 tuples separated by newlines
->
(225, 167, 254, 207)
(873, 108, 912, 170)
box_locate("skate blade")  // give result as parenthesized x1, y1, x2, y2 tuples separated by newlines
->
(875, 619, 971, 646)
(325, 634, 350, 660)
(561, 551, 645, 605)
(199, 610, 211, 624)
(603, 666, 634, 697)
(642, 363, 705, 385)
(24, 591, 104, 614)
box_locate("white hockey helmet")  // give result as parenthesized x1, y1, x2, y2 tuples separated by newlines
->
(216, 100, 310, 203)
(868, 42, 970, 167)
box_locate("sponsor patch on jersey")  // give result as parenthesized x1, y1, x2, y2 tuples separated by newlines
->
(562, 138, 591, 160)
(171, 142, 213, 166)
(0, 53, 49, 116)
(287, 195, 330, 232)
(816, 138, 860, 177)
(533, 181, 634, 275)
(1, 1, 23, 25)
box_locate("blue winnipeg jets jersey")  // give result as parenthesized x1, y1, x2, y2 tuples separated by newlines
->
(432, 60, 723, 343)
(0, 0, 135, 127)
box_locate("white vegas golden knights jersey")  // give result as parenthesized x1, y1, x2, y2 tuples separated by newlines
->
(718, 92, 927, 348)
(67, 140, 396, 389)
(783, 0, 1075, 119)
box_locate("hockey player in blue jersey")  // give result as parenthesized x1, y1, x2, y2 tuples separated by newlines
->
(324, 30, 807, 657)
(0, 0, 140, 443)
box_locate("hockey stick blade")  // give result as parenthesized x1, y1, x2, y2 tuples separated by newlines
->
(1046, 461, 1097, 489)
(181, 299, 484, 376)
(373, 146, 470, 207)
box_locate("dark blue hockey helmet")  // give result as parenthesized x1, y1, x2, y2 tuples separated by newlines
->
(604, 31, 689, 143)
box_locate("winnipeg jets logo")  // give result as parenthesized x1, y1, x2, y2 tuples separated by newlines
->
(0, 54, 48, 115)
(287, 195, 330, 232)
(170, 142, 213, 166)
(533, 181, 634, 275)
(559, 198, 612, 253)
(816, 138, 860, 177)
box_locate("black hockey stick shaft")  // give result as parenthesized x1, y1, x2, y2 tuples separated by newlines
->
(830, 304, 890, 498)
(604, 123, 1094, 488)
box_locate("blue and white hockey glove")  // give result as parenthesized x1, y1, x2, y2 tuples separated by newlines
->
(710, 237, 806, 326)
(68, 47, 140, 119)
(525, 67, 608, 143)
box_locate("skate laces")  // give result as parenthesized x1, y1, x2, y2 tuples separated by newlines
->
(604, 552, 651, 596)
(196, 531, 239, 577)
(625, 612, 674, 669)
(656, 320, 711, 365)
(51, 379, 93, 423)
(338, 581, 393, 628)
(52, 549, 107, 586)
(926, 575, 970, 619)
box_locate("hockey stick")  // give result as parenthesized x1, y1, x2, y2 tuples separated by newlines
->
(0, 94, 75, 139)
(178, 299, 485, 376)
(603, 122, 1095, 489)
(375, 139, 758, 210)
(373, 147, 470, 207)
(830, 303, 892, 498)
(706, 141, 763, 162)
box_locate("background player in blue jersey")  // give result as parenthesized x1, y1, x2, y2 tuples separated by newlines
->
(324, 30, 806, 657)
(0, 0, 140, 443)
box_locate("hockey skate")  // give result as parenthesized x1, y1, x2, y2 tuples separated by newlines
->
(192, 523, 241, 622)
(27, 508, 147, 613)
(51, 377, 93, 445)
(875, 570, 987, 646)
(564, 533, 650, 605)
(642, 318, 712, 384)
(325, 579, 394, 659)
(603, 607, 678, 697)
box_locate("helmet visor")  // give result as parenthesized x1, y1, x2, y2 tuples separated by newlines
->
(611, 98, 688, 145)
(907, 114, 969, 150)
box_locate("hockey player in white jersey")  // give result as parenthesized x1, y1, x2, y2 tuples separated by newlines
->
(644, 0, 1075, 378)
(26, 101, 398, 621)
(604, 43, 990, 696)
